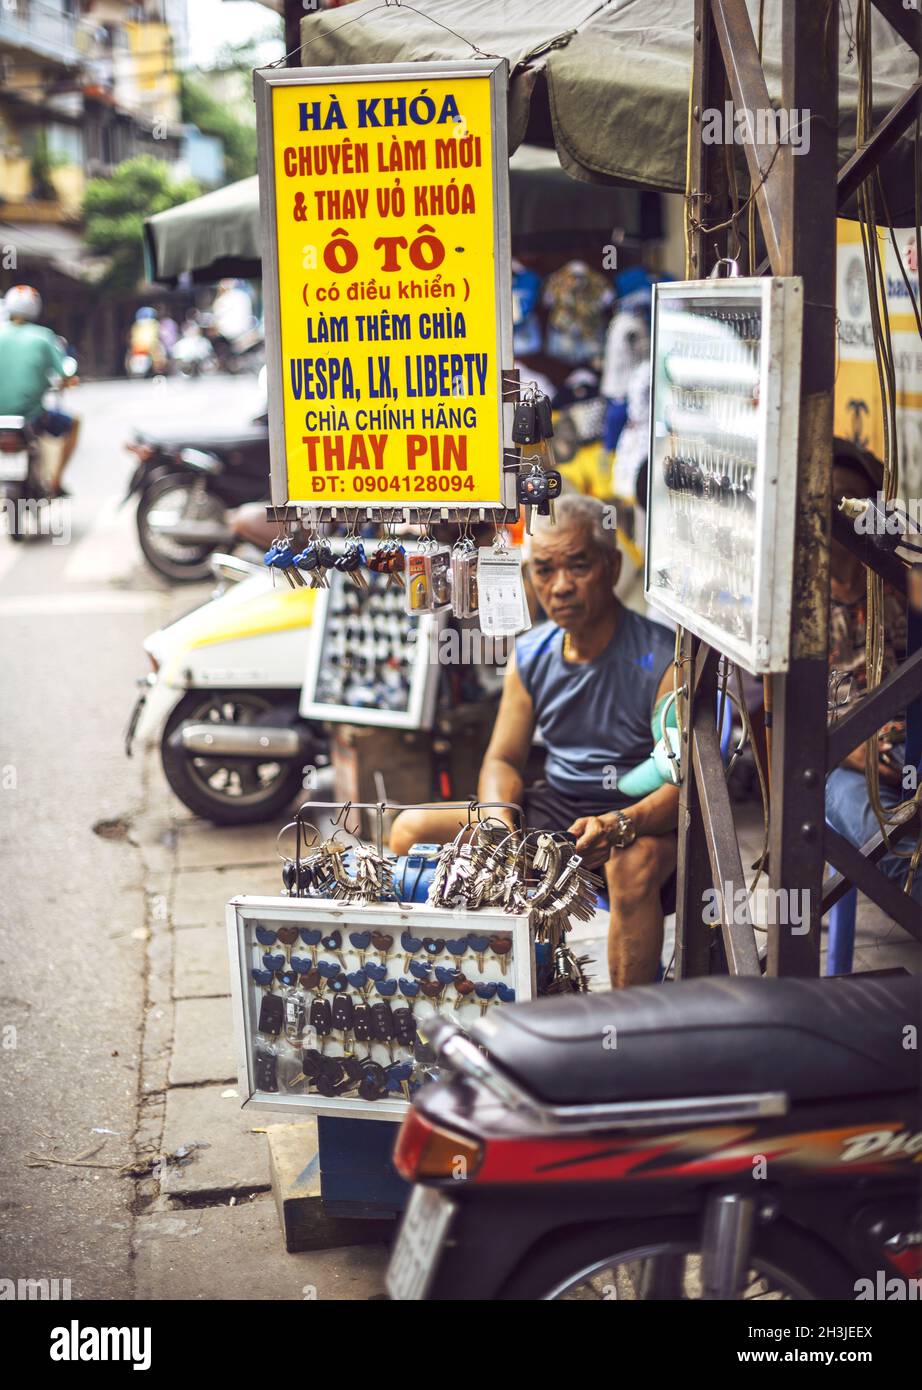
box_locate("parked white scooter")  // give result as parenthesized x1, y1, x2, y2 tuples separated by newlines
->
(126, 558, 326, 824)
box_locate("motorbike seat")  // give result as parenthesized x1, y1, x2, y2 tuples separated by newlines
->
(136, 423, 268, 453)
(471, 975, 921, 1105)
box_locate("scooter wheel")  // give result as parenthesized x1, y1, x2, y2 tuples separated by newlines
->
(160, 691, 312, 826)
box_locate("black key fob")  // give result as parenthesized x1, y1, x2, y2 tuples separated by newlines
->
(518, 470, 548, 504)
(393, 1007, 417, 1048)
(511, 399, 538, 444)
(535, 392, 553, 439)
(254, 1043, 278, 1092)
(309, 997, 332, 1037)
(358, 1061, 387, 1101)
(371, 1001, 394, 1042)
(352, 1004, 372, 1041)
(545, 469, 562, 498)
(300, 1047, 324, 1078)
(257, 993, 284, 1037)
(331, 995, 355, 1033)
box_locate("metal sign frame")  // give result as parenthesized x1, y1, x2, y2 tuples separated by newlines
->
(644, 276, 803, 674)
(254, 60, 516, 514)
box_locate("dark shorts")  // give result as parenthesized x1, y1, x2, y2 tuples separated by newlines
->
(35, 408, 72, 438)
(523, 779, 632, 829)
(522, 779, 677, 914)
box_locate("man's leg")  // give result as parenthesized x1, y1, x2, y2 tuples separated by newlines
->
(389, 806, 472, 856)
(826, 763, 922, 902)
(605, 832, 678, 987)
(50, 416, 79, 493)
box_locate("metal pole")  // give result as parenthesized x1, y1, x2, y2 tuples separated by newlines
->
(766, 0, 838, 976)
(284, 0, 303, 67)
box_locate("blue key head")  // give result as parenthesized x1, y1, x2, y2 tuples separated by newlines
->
(263, 540, 283, 565)
(435, 966, 460, 985)
(299, 927, 322, 947)
(255, 925, 278, 946)
(375, 979, 397, 997)
(317, 540, 336, 569)
(474, 981, 498, 1001)
(277, 969, 299, 989)
(251, 968, 273, 987)
(398, 977, 419, 998)
(346, 969, 367, 991)
(349, 931, 372, 951)
(401, 929, 423, 955)
(267, 547, 296, 570)
(496, 983, 516, 1003)
(262, 952, 285, 973)
(408, 960, 431, 981)
(385, 1061, 413, 1091)
(364, 961, 387, 982)
(445, 938, 468, 958)
(322, 931, 342, 952)
(290, 954, 312, 974)
(467, 935, 490, 954)
(328, 973, 349, 993)
(317, 960, 340, 980)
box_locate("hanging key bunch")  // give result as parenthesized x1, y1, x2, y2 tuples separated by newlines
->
(264, 534, 303, 589)
(334, 535, 369, 590)
(366, 536, 406, 591)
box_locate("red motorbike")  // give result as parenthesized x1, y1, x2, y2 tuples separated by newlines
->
(387, 974, 922, 1300)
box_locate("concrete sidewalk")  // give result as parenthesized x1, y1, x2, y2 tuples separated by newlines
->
(132, 773, 392, 1301)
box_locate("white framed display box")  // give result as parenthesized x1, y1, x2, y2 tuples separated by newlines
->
(644, 276, 803, 674)
(227, 895, 535, 1121)
(299, 568, 444, 729)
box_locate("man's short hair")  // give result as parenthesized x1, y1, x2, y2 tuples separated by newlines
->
(526, 492, 617, 558)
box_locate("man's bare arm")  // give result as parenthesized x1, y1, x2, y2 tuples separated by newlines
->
(477, 654, 536, 824)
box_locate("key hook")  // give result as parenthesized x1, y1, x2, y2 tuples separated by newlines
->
(332, 800, 363, 838)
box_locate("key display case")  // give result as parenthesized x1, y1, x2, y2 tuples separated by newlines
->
(644, 277, 803, 674)
(227, 897, 535, 1120)
(299, 569, 443, 729)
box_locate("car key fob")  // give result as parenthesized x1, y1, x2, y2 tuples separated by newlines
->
(257, 993, 284, 1037)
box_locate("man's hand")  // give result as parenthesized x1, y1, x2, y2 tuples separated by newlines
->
(843, 738, 902, 786)
(568, 814, 614, 869)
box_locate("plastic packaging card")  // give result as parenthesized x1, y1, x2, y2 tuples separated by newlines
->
(477, 547, 532, 636)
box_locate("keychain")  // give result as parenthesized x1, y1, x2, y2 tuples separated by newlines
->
(450, 533, 479, 618)
(406, 529, 452, 614)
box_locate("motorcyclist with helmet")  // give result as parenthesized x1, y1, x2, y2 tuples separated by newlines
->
(0, 285, 80, 498)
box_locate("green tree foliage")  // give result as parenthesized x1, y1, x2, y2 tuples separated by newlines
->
(83, 155, 199, 290)
(181, 75, 258, 185)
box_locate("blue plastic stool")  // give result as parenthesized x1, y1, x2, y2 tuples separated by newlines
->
(825, 885, 857, 976)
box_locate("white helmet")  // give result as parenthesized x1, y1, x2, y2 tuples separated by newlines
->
(4, 285, 42, 322)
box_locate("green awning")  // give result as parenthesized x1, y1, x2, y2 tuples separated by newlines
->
(297, 0, 919, 222)
(144, 174, 262, 285)
(144, 147, 652, 283)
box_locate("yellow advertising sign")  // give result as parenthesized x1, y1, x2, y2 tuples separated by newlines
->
(835, 218, 922, 495)
(255, 62, 513, 510)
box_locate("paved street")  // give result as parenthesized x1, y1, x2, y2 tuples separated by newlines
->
(0, 376, 390, 1300)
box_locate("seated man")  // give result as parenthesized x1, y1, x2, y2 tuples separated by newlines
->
(390, 494, 679, 987)
(825, 452, 915, 896)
